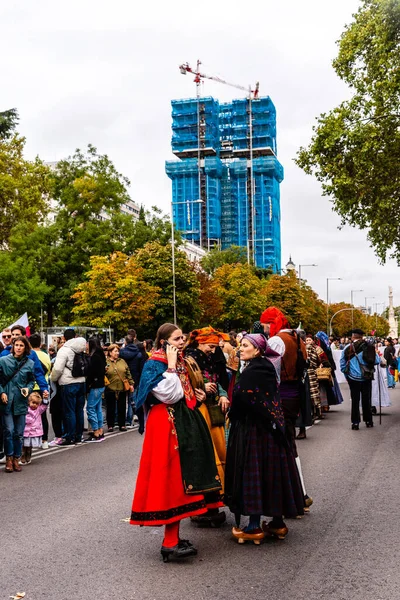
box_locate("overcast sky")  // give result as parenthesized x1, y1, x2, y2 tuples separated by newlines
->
(1, 0, 398, 313)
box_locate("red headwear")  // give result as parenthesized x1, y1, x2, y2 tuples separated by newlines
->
(259, 307, 289, 337)
(187, 326, 230, 346)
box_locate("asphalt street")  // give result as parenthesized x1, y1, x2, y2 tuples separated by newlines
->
(1, 384, 400, 600)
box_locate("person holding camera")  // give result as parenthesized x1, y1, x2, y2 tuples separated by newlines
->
(0, 336, 36, 472)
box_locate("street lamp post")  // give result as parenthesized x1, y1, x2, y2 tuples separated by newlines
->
(365, 296, 375, 316)
(298, 263, 317, 283)
(327, 278, 342, 335)
(351, 289, 364, 329)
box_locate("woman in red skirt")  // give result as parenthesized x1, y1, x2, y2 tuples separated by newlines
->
(130, 323, 222, 562)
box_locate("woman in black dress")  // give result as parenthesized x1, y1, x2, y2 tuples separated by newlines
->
(225, 334, 304, 544)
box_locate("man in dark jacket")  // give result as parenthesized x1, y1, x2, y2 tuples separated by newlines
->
(119, 335, 147, 425)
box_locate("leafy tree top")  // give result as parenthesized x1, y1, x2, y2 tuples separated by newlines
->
(201, 245, 248, 275)
(0, 109, 19, 139)
(296, 0, 400, 263)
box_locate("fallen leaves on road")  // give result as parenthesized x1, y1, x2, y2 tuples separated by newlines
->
(10, 594, 26, 600)
(120, 517, 130, 522)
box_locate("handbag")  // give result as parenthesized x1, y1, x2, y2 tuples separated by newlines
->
(108, 361, 131, 391)
(316, 365, 332, 381)
(206, 402, 226, 427)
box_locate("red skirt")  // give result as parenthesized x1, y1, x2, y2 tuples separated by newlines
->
(131, 404, 219, 526)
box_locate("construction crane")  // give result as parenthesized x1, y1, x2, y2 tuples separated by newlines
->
(179, 60, 259, 100)
(179, 59, 258, 263)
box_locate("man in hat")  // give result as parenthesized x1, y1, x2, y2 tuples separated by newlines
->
(259, 307, 312, 511)
(340, 329, 380, 430)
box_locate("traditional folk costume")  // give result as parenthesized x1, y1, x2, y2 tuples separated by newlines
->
(185, 327, 230, 527)
(315, 331, 344, 408)
(130, 348, 222, 560)
(306, 342, 321, 415)
(260, 307, 312, 512)
(225, 334, 304, 544)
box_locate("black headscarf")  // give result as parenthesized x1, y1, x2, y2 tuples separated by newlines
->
(229, 356, 285, 438)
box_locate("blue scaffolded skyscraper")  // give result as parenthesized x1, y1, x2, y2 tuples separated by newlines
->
(165, 94, 283, 272)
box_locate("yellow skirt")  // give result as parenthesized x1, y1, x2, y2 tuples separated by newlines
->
(199, 403, 226, 493)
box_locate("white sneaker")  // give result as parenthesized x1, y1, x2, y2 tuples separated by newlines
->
(41, 441, 49, 450)
(0, 455, 6, 464)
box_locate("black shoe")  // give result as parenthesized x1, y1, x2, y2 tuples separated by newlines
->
(59, 439, 74, 446)
(366, 421, 374, 428)
(351, 423, 359, 430)
(160, 541, 197, 563)
(371, 407, 377, 415)
(190, 511, 226, 528)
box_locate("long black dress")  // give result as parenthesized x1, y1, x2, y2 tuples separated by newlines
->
(225, 356, 304, 519)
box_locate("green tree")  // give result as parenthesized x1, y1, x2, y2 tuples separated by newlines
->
(201, 245, 248, 275)
(261, 271, 327, 333)
(210, 263, 266, 330)
(72, 252, 159, 333)
(195, 267, 224, 327)
(135, 241, 201, 333)
(0, 134, 51, 249)
(0, 109, 19, 139)
(296, 0, 400, 263)
(3, 146, 175, 325)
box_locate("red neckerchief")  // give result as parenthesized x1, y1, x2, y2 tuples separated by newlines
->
(151, 348, 197, 409)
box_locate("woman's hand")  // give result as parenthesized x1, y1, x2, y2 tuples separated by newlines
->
(129, 385, 134, 393)
(218, 396, 230, 414)
(205, 382, 217, 394)
(166, 344, 178, 369)
(194, 388, 206, 403)
(1, 393, 7, 404)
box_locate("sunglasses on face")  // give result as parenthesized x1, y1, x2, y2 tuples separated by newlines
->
(2, 335, 11, 339)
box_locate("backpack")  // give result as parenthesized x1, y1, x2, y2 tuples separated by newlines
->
(71, 350, 90, 378)
(351, 343, 375, 381)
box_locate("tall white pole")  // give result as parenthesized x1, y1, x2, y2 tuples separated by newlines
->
(249, 89, 255, 265)
(171, 202, 177, 326)
(326, 279, 329, 335)
(196, 59, 203, 249)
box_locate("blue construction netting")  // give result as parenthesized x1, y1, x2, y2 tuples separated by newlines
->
(166, 96, 283, 270)
(165, 157, 223, 246)
(171, 97, 220, 153)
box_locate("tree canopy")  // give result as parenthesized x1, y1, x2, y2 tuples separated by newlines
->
(0, 109, 19, 139)
(0, 144, 174, 326)
(72, 252, 159, 332)
(135, 241, 201, 334)
(296, 0, 400, 263)
(0, 134, 51, 249)
(200, 245, 248, 275)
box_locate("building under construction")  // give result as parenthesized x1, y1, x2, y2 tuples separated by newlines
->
(165, 75, 284, 272)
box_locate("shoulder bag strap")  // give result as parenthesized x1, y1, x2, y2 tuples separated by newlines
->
(2, 357, 28, 386)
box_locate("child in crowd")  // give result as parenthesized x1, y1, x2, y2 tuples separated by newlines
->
(21, 392, 47, 464)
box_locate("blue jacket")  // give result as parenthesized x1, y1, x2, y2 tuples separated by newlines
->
(0, 346, 49, 392)
(340, 344, 380, 381)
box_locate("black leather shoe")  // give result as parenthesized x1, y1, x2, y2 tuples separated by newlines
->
(160, 540, 198, 562)
(366, 421, 374, 428)
(351, 423, 359, 430)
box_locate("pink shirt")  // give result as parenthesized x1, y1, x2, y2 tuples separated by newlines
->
(24, 404, 47, 438)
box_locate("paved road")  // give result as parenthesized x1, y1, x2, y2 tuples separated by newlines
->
(1, 385, 400, 600)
